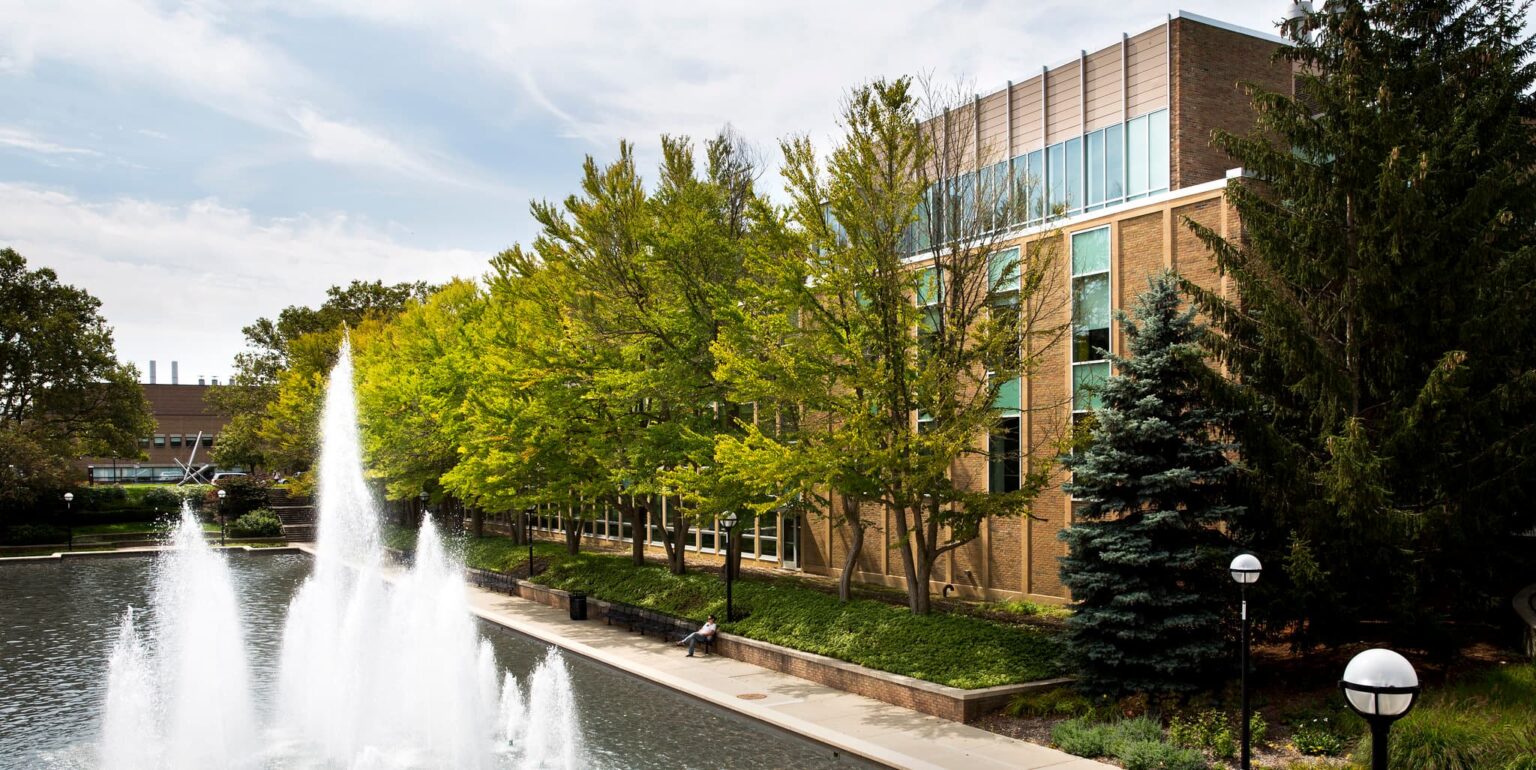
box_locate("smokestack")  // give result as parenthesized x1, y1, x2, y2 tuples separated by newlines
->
(198, 375, 206, 386)
(172, 361, 179, 385)
(149, 360, 157, 384)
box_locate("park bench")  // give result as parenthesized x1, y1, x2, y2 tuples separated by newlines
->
(604, 601, 715, 654)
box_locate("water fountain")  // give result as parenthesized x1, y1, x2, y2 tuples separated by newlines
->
(99, 339, 584, 769)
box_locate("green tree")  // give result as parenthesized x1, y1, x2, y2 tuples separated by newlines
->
(0, 247, 152, 512)
(1060, 272, 1241, 697)
(1188, 0, 1536, 643)
(716, 79, 1067, 612)
(211, 280, 433, 471)
(355, 280, 484, 530)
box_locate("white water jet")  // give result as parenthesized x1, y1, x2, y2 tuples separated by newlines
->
(99, 506, 258, 770)
(99, 338, 584, 768)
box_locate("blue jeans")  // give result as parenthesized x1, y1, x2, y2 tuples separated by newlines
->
(681, 631, 712, 655)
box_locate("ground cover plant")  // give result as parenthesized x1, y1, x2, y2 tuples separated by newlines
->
(385, 526, 1064, 688)
(228, 509, 283, 539)
(1356, 660, 1536, 770)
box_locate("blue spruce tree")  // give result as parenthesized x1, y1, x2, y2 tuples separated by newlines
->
(1060, 271, 1242, 697)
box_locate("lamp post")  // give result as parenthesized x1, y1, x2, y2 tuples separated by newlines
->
(1229, 553, 1262, 770)
(217, 488, 227, 546)
(720, 510, 739, 621)
(88, 465, 94, 486)
(64, 492, 74, 551)
(1341, 649, 1419, 770)
(526, 507, 537, 578)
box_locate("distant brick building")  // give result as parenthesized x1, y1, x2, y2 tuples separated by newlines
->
(80, 383, 232, 483)
(523, 11, 1292, 604)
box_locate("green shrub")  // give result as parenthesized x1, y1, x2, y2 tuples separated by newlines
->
(1006, 687, 1094, 718)
(1110, 716, 1166, 747)
(1291, 717, 1349, 756)
(1116, 739, 1209, 770)
(2, 523, 68, 545)
(141, 487, 181, 512)
(1051, 718, 1114, 758)
(1168, 708, 1262, 760)
(214, 477, 268, 517)
(227, 509, 282, 538)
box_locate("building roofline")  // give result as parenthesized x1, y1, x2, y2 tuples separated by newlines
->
(958, 11, 1287, 109)
(1176, 10, 1290, 46)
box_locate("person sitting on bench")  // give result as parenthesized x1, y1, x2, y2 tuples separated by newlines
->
(676, 615, 717, 657)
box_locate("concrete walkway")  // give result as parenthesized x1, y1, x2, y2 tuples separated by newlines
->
(460, 584, 1111, 770)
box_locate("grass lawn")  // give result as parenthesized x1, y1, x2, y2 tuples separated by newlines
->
(73, 521, 220, 536)
(385, 527, 1065, 689)
(1367, 659, 1536, 769)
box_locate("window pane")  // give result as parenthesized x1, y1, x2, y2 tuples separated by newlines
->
(989, 247, 1020, 294)
(916, 267, 941, 306)
(1127, 115, 1150, 197)
(1073, 362, 1110, 411)
(1086, 130, 1105, 208)
(1072, 274, 1111, 362)
(1106, 123, 1124, 202)
(1071, 227, 1110, 275)
(1047, 142, 1066, 212)
(170, 435, 182, 447)
(154, 435, 165, 448)
(992, 376, 1021, 415)
(700, 524, 716, 553)
(760, 516, 777, 558)
(1027, 151, 1045, 222)
(1065, 137, 1082, 213)
(1149, 109, 1170, 192)
(989, 417, 1022, 493)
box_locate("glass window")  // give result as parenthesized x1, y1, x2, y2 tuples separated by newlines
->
(1064, 137, 1082, 214)
(153, 435, 165, 448)
(993, 376, 1022, 415)
(699, 523, 716, 553)
(916, 267, 942, 307)
(760, 516, 778, 559)
(989, 247, 1020, 296)
(1026, 150, 1045, 223)
(1072, 274, 1111, 362)
(1149, 109, 1170, 192)
(1071, 227, 1110, 275)
(1086, 130, 1105, 209)
(738, 519, 755, 558)
(1073, 362, 1110, 411)
(989, 416, 1022, 493)
(981, 161, 1009, 231)
(1127, 114, 1150, 198)
(169, 434, 182, 448)
(1047, 142, 1066, 214)
(138, 437, 150, 448)
(1105, 123, 1124, 202)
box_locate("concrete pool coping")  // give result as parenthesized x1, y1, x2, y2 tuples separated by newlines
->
(0, 544, 1109, 770)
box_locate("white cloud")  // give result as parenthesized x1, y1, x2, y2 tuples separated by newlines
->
(0, 0, 485, 187)
(0, 126, 101, 156)
(0, 183, 488, 381)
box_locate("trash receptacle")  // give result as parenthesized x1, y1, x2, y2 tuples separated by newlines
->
(568, 592, 587, 621)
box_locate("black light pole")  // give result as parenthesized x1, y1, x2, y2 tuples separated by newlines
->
(1229, 553, 1262, 770)
(217, 488, 227, 546)
(1341, 649, 1420, 770)
(64, 492, 74, 551)
(526, 507, 537, 577)
(720, 511, 739, 621)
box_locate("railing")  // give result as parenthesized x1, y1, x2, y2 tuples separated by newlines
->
(466, 566, 520, 595)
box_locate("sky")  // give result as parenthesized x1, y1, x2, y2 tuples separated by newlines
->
(0, 0, 1289, 383)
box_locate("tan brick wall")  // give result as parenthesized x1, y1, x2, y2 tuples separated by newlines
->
(1171, 18, 1290, 189)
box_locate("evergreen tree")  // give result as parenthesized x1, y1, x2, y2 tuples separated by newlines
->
(1188, 0, 1536, 643)
(1061, 271, 1241, 697)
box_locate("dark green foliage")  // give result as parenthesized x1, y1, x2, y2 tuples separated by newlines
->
(1116, 740, 1208, 770)
(1289, 714, 1351, 756)
(387, 527, 1064, 688)
(214, 476, 268, 518)
(0, 248, 152, 518)
(1168, 708, 1266, 760)
(1, 523, 68, 545)
(1360, 661, 1536, 770)
(1005, 687, 1097, 719)
(140, 487, 181, 512)
(1060, 272, 1241, 697)
(1189, 0, 1536, 642)
(227, 509, 282, 538)
(1052, 718, 1115, 757)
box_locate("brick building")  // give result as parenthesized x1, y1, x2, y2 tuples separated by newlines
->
(81, 382, 233, 483)
(528, 11, 1291, 603)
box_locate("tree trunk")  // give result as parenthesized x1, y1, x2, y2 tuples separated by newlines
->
(891, 501, 926, 614)
(563, 516, 581, 555)
(470, 507, 484, 538)
(837, 495, 865, 603)
(667, 503, 691, 575)
(629, 499, 647, 566)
